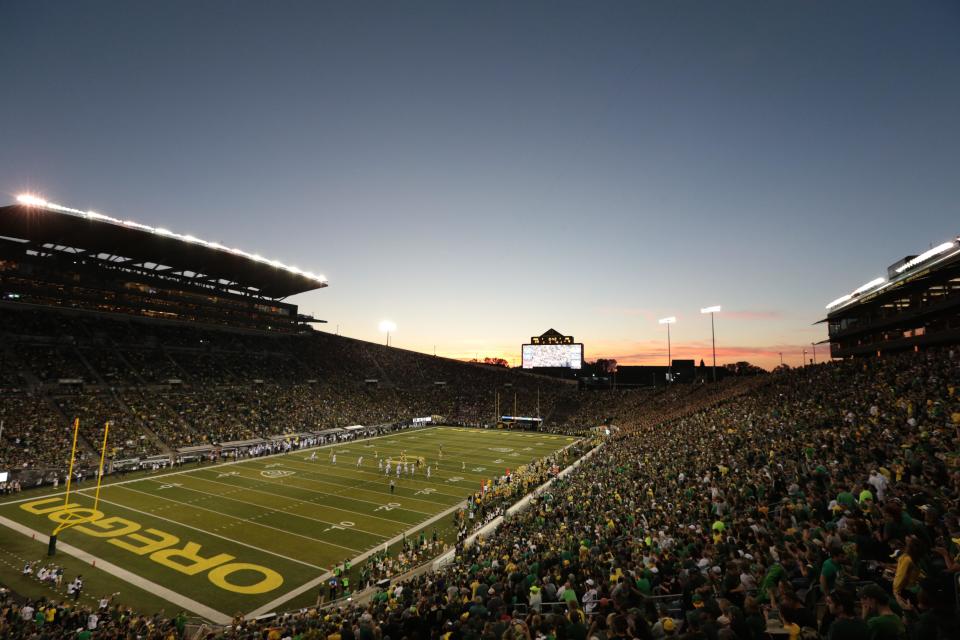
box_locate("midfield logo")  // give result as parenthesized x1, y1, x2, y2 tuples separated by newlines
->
(261, 470, 296, 478)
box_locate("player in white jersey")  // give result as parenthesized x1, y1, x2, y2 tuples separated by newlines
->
(357, 456, 363, 467)
(427, 466, 431, 479)
(332, 454, 337, 465)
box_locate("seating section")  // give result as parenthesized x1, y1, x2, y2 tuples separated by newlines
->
(2, 346, 957, 638)
(0, 307, 576, 467)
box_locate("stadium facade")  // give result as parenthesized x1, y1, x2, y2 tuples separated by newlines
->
(0, 196, 327, 331)
(823, 236, 960, 358)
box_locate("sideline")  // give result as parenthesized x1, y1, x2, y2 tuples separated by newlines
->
(0, 427, 443, 507)
(244, 474, 484, 618)
(0, 515, 232, 625)
(248, 437, 590, 618)
(431, 441, 601, 569)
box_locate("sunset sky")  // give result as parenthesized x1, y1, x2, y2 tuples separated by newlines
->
(2, 2, 958, 370)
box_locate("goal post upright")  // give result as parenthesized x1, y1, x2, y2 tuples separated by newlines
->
(49, 417, 80, 555)
(92, 421, 110, 512)
(49, 419, 110, 556)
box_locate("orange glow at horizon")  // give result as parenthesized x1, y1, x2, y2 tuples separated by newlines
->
(430, 340, 826, 371)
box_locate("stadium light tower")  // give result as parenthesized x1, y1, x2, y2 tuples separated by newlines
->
(700, 305, 721, 383)
(658, 316, 676, 383)
(379, 320, 396, 347)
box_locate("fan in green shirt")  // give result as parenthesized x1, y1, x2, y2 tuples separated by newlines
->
(859, 583, 906, 640)
(867, 614, 906, 640)
(757, 562, 785, 603)
(820, 548, 843, 594)
(828, 616, 869, 640)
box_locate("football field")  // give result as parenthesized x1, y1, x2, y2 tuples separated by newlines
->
(0, 427, 577, 622)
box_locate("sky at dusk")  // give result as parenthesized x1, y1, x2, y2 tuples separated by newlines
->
(2, 1, 958, 369)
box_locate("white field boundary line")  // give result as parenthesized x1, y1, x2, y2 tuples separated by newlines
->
(245, 482, 473, 618)
(0, 427, 568, 622)
(66, 489, 327, 571)
(0, 427, 444, 507)
(188, 465, 461, 506)
(263, 459, 471, 500)
(180, 470, 427, 527)
(0, 426, 566, 509)
(143, 477, 397, 540)
(427, 439, 595, 568)
(0, 514, 233, 625)
(209, 466, 436, 516)
(248, 436, 586, 619)
(163, 474, 414, 530)
(168, 476, 412, 538)
(289, 435, 562, 473)
(265, 448, 558, 494)
(108, 485, 362, 558)
(258, 435, 572, 495)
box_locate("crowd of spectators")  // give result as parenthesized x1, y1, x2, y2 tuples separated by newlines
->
(0, 307, 575, 474)
(3, 305, 959, 639)
(183, 349, 955, 640)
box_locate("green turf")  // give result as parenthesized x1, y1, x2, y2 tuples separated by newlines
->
(0, 427, 577, 620)
(0, 527, 185, 616)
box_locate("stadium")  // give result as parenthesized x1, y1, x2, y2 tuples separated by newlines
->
(1, 193, 958, 638)
(2, 5, 959, 640)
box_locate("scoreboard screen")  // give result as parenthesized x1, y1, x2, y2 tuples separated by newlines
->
(522, 343, 583, 369)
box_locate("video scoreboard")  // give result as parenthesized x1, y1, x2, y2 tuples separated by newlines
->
(522, 329, 583, 369)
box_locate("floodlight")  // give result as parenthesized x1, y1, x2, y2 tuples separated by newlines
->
(825, 294, 852, 310)
(16, 193, 47, 207)
(700, 305, 721, 314)
(11, 193, 328, 284)
(895, 241, 956, 274)
(379, 320, 397, 333)
(853, 277, 885, 295)
(658, 316, 676, 324)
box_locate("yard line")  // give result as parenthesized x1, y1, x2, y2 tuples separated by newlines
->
(245, 472, 481, 619)
(143, 477, 391, 540)
(0, 426, 444, 507)
(322, 441, 547, 472)
(253, 460, 466, 501)
(168, 473, 425, 531)
(0, 515, 232, 625)
(0, 426, 566, 510)
(67, 489, 328, 570)
(254, 459, 467, 499)
(213, 467, 436, 516)
(110, 484, 364, 556)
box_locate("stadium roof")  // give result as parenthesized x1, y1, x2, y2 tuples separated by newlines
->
(822, 234, 960, 319)
(0, 195, 328, 298)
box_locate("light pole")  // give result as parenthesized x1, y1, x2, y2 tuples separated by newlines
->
(700, 305, 721, 382)
(811, 342, 817, 364)
(378, 320, 396, 347)
(658, 316, 676, 383)
(779, 352, 784, 367)
(802, 348, 807, 366)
